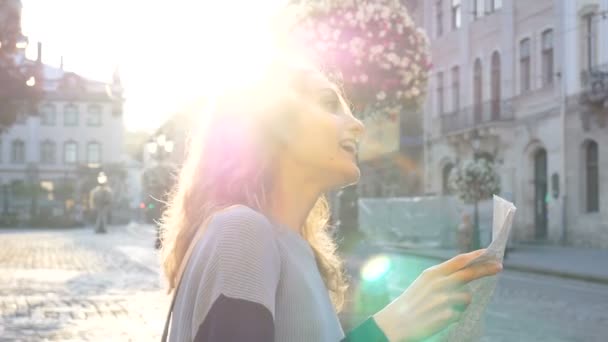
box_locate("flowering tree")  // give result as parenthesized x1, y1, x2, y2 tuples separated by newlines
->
(294, 0, 431, 118)
(449, 159, 501, 204)
(449, 158, 501, 249)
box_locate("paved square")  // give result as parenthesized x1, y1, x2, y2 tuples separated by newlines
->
(0, 226, 168, 341)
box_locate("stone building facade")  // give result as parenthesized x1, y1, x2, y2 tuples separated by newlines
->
(421, 0, 608, 247)
(0, 45, 125, 221)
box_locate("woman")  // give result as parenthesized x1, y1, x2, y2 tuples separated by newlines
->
(160, 60, 502, 341)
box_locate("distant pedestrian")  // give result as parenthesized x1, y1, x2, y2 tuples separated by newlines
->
(90, 172, 113, 234)
(458, 213, 473, 253)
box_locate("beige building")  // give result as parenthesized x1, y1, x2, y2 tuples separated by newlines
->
(421, 0, 608, 247)
(0, 46, 126, 220)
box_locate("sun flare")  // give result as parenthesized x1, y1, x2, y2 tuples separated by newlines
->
(20, 0, 290, 131)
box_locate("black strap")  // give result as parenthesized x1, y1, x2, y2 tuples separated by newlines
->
(161, 288, 178, 342)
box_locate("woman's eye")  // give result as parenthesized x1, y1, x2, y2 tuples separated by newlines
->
(320, 96, 339, 113)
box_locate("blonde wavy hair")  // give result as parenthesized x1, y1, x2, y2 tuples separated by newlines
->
(160, 61, 349, 311)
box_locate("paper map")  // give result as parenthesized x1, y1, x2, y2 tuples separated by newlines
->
(441, 195, 517, 342)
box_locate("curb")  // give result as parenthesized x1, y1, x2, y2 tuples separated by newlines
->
(381, 245, 608, 285)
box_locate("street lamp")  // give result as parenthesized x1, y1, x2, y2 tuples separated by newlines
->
(147, 134, 174, 162)
(97, 171, 108, 185)
(145, 133, 174, 249)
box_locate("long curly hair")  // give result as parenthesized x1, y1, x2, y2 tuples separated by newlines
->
(160, 61, 349, 311)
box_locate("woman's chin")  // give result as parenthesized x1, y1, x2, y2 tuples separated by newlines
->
(337, 164, 361, 188)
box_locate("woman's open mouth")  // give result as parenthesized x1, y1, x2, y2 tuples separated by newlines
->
(339, 139, 358, 157)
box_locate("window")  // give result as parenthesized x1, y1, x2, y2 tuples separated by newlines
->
(87, 142, 101, 164)
(451, 0, 461, 29)
(473, 59, 483, 123)
(451, 66, 460, 112)
(64, 103, 79, 126)
(542, 29, 554, 86)
(520, 38, 531, 93)
(491, 51, 501, 118)
(11, 140, 25, 164)
(40, 104, 56, 125)
(436, 1, 444, 36)
(437, 72, 445, 115)
(64, 141, 78, 164)
(490, 0, 502, 11)
(40, 140, 56, 164)
(87, 104, 102, 126)
(581, 13, 598, 71)
(473, 0, 484, 19)
(585, 140, 599, 213)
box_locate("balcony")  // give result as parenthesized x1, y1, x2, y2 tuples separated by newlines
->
(440, 99, 515, 135)
(580, 63, 608, 108)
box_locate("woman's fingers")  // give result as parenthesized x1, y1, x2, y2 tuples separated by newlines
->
(435, 249, 487, 275)
(445, 261, 503, 286)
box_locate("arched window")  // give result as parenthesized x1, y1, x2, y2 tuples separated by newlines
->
(451, 0, 461, 29)
(437, 72, 445, 115)
(451, 66, 460, 112)
(491, 51, 501, 119)
(87, 142, 101, 164)
(40, 140, 56, 164)
(584, 140, 599, 212)
(542, 29, 554, 86)
(64, 141, 78, 164)
(581, 11, 598, 71)
(442, 163, 454, 195)
(435, 0, 444, 37)
(473, 58, 483, 123)
(11, 140, 25, 164)
(520, 38, 531, 92)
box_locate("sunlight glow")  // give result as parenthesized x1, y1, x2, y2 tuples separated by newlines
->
(361, 255, 392, 282)
(20, 0, 289, 131)
(26, 76, 36, 87)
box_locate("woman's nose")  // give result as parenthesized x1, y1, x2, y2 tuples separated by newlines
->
(349, 116, 365, 140)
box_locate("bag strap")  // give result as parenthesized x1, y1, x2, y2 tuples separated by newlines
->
(161, 205, 239, 342)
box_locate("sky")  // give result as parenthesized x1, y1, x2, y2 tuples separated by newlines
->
(20, 0, 287, 132)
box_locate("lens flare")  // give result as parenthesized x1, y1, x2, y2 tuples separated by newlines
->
(360, 255, 392, 282)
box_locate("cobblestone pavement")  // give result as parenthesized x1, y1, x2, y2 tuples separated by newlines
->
(0, 225, 168, 341)
(4, 225, 606, 341)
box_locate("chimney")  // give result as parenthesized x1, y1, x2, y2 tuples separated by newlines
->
(36, 42, 42, 63)
(60, 56, 64, 70)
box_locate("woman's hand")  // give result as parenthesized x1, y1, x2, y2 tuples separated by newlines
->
(373, 249, 502, 342)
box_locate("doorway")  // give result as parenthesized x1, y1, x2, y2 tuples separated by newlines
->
(534, 149, 548, 239)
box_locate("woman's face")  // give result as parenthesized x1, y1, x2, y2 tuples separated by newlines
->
(282, 72, 365, 190)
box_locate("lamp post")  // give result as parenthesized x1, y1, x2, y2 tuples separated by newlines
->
(146, 133, 174, 249)
(97, 171, 108, 185)
(471, 129, 481, 250)
(147, 134, 174, 163)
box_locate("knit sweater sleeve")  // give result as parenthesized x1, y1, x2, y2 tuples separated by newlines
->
(191, 206, 281, 342)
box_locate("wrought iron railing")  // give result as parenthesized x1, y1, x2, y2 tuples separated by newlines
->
(439, 99, 514, 135)
(580, 63, 608, 106)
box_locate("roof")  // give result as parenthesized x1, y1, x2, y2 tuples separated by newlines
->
(19, 58, 122, 101)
